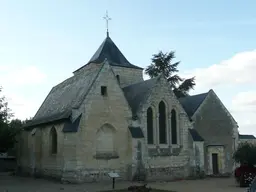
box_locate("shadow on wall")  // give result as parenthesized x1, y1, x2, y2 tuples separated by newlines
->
(0, 155, 16, 172)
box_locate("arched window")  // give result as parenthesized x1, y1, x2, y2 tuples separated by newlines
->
(159, 101, 167, 144)
(50, 127, 57, 154)
(171, 109, 177, 144)
(147, 107, 154, 144)
(96, 124, 115, 153)
(116, 75, 120, 84)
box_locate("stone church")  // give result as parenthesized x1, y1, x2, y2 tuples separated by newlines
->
(18, 32, 239, 183)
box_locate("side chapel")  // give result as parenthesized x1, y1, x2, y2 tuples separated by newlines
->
(18, 30, 239, 182)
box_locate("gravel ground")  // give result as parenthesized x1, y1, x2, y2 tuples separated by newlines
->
(0, 174, 246, 192)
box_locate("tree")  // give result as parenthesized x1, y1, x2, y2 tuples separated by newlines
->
(145, 51, 196, 98)
(0, 87, 22, 153)
(233, 142, 256, 166)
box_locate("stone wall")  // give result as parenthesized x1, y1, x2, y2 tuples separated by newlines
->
(146, 166, 188, 181)
(17, 123, 67, 179)
(17, 63, 195, 182)
(192, 90, 237, 175)
(73, 63, 144, 89)
(194, 141, 205, 169)
(67, 62, 134, 182)
(112, 66, 144, 87)
(207, 146, 225, 175)
(136, 76, 192, 180)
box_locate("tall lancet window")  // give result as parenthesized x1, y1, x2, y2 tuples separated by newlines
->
(147, 107, 154, 144)
(171, 109, 178, 144)
(116, 75, 120, 84)
(159, 101, 167, 144)
(50, 127, 58, 154)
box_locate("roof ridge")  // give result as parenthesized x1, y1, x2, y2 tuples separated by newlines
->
(73, 61, 106, 109)
(122, 77, 160, 115)
(181, 91, 210, 99)
(179, 91, 209, 118)
(123, 77, 158, 89)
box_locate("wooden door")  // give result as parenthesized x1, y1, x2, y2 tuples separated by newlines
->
(212, 153, 219, 174)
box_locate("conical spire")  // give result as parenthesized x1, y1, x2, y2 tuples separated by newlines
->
(87, 36, 142, 69)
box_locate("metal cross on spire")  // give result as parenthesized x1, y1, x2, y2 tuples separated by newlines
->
(103, 11, 111, 37)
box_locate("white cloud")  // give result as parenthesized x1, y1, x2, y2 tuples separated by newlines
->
(232, 91, 256, 111)
(182, 50, 256, 135)
(230, 91, 256, 135)
(183, 50, 256, 90)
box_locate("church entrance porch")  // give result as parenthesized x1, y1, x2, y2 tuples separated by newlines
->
(207, 145, 225, 175)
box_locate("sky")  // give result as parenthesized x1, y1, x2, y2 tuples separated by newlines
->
(0, 0, 256, 135)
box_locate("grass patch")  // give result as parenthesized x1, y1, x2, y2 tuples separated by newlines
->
(99, 189, 176, 192)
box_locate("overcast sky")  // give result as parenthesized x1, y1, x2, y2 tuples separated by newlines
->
(1, 0, 256, 135)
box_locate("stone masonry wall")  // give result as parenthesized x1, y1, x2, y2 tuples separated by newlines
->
(18, 123, 67, 180)
(137, 76, 192, 180)
(17, 63, 138, 183)
(112, 66, 144, 88)
(65, 62, 134, 182)
(207, 146, 225, 175)
(74, 63, 144, 88)
(192, 90, 236, 175)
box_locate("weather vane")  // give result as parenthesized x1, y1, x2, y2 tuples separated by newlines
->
(103, 11, 111, 37)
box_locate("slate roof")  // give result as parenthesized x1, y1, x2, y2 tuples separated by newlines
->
(25, 63, 103, 128)
(239, 134, 256, 139)
(188, 129, 204, 141)
(179, 92, 209, 118)
(74, 36, 143, 73)
(122, 77, 159, 115)
(128, 126, 144, 138)
(24, 110, 72, 129)
(62, 114, 82, 132)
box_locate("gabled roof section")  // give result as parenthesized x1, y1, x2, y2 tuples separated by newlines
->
(189, 129, 204, 141)
(122, 77, 159, 115)
(74, 36, 143, 73)
(239, 134, 256, 140)
(24, 63, 104, 128)
(24, 110, 72, 129)
(128, 126, 144, 138)
(62, 114, 82, 132)
(179, 92, 209, 118)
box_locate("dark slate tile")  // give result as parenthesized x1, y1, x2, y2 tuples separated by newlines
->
(24, 111, 72, 129)
(189, 129, 204, 141)
(239, 134, 256, 139)
(74, 36, 143, 73)
(27, 63, 102, 127)
(123, 78, 158, 115)
(128, 126, 144, 138)
(62, 114, 82, 132)
(179, 92, 209, 118)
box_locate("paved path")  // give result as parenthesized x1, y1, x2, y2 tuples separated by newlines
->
(150, 177, 245, 192)
(0, 175, 246, 192)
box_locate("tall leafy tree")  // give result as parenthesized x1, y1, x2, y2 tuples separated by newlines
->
(145, 51, 195, 98)
(0, 87, 22, 153)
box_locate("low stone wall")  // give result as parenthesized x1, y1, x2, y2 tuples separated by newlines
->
(17, 165, 191, 183)
(61, 167, 131, 183)
(146, 166, 189, 181)
(17, 166, 131, 183)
